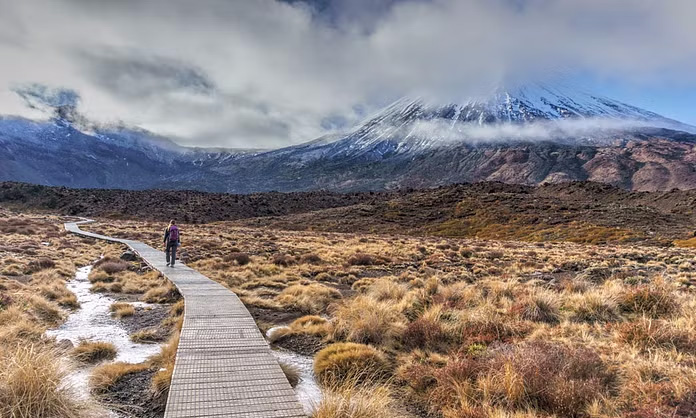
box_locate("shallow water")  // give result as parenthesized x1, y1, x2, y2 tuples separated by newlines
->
(46, 265, 163, 415)
(46, 265, 162, 364)
(267, 326, 323, 415)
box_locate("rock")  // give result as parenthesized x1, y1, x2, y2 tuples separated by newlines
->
(120, 251, 138, 261)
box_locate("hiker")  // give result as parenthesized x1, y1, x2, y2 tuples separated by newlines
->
(164, 220, 181, 267)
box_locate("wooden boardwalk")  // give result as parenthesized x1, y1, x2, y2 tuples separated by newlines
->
(65, 220, 306, 418)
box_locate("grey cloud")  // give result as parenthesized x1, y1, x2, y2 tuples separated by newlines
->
(78, 50, 216, 99)
(0, 0, 695, 148)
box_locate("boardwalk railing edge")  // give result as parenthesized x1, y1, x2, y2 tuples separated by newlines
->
(64, 219, 307, 418)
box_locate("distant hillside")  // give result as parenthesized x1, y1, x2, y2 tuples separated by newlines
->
(3, 181, 696, 246)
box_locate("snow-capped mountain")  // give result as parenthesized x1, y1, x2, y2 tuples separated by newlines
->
(311, 83, 695, 157)
(2, 83, 696, 192)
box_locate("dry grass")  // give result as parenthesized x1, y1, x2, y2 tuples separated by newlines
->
(313, 380, 399, 418)
(77, 215, 696, 417)
(72, 341, 118, 363)
(110, 302, 135, 318)
(141, 283, 180, 303)
(130, 328, 164, 343)
(277, 283, 342, 313)
(149, 331, 180, 397)
(329, 296, 406, 347)
(90, 362, 150, 394)
(0, 344, 92, 418)
(314, 343, 390, 385)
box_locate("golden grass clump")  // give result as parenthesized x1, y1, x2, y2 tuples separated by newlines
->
(314, 342, 390, 385)
(90, 362, 150, 394)
(330, 296, 407, 347)
(269, 315, 330, 344)
(277, 283, 342, 314)
(110, 302, 135, 318)
(149, 331, 180, 397)
(0, 345, 91, 418)
(141, 283, 180, 303)
(313, 382, 398, 418)
(72, 341, 118, 363)
(26, 294, 64, 325)
(130, 328, 163, 343)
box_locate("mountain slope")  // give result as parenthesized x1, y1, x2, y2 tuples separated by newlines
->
(1, 83, 696, 192)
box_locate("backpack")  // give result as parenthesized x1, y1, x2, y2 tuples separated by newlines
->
(169, 225, 179, 242)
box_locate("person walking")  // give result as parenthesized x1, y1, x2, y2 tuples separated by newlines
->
(164, 220, 181, 267)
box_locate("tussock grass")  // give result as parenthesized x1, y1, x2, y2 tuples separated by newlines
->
(269, 315, 329, 344)
(90, 362, 150, 394)
(130, 328, 163, 343)
(277, 283, 341, 313)
(149, 331, 180, 397)
(0, 345, 91, 418)
(314, 343, 390, 385)
(313, 380, 398, 418)
(330, 296, 406, 347)
(110, 302, 135, 318)
(141, 283, 180, 303)
(72, 341, 118, 363)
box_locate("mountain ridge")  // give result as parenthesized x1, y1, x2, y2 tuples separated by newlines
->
(1, 83, 696, 193)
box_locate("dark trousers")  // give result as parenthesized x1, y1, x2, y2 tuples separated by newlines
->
(166, 242, 178, 265)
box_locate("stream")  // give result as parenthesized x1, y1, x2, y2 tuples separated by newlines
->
(267, 326, 323, 415)
(46, 265, 163, 401)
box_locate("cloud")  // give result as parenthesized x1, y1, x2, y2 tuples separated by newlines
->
(78, 50, 216, 99)
(0, 0, 694, 148)
(405, 117, 661, 145)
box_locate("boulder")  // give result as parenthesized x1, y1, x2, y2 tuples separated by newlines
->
(120, 250, 138, 261)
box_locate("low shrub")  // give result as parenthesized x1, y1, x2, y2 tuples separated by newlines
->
(223, 252, 251, 265)
(402, 318, 448, 351)
(98, 261, 129, 275)
(26, 258, 55, 273)
(347, 253, 377, 266)
(300, 253, 322, 264)
(314, 343, 390, 385)
(272, 254, 296, 267)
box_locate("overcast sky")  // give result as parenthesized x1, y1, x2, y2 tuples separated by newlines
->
(0, 0, 695, 148)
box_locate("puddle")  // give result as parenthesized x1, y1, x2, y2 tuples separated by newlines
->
(47, 264, 163, 416)
(267, 326, 322, 415)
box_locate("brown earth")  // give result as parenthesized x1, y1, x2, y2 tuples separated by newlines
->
(2, 181, 696, 247)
